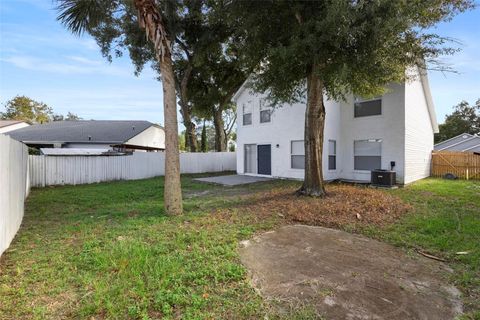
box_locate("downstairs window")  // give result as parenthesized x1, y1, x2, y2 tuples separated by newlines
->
(291, 140, 305, 169)
(354, 139, 381, 171)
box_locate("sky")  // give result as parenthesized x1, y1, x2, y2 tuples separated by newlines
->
(0, 0, 479, 126)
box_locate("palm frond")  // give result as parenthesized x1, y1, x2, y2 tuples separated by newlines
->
(56, 0, 109, 35)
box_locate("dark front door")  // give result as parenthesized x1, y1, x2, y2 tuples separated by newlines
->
(257, 144, 271, 175)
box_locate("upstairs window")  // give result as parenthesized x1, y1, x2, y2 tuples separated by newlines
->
(291, 140, 305, 169)
(243, 102, 252, 125)
(328, 140, 336, 170)
(354, 96, 382, 118)
(354, 139, 382, 171)
(259, 99, 271, 123)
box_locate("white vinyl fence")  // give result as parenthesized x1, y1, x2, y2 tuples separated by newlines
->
(29, 152, 236, 187)
(0, 134, 30, 256)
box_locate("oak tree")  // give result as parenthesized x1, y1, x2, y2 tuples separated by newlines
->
(1, 95, 53, 124)
(435, 99, 480, 142)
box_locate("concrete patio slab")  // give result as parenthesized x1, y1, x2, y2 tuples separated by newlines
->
(240, 225, 462, 320)
(194, 174, 272, 186)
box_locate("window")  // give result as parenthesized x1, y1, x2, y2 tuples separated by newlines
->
(328, 140, 336, 170)
(243, 102, 252, 125)
(244, 144, 257, 173)
(259, 99, 271, 123)
(354, 139, 382, 171)
(354, 96, 382, 118)
(291, 140, 305, 169)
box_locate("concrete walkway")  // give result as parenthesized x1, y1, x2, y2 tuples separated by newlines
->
(194, 174, 272, 186)
(240, 225, 462, 320)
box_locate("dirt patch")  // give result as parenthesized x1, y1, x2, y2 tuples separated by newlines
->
(184, 182, 276, 199)
(240, 225, 462, 320)
(127, 210, 140, 218)
(242, 184, 411, 228)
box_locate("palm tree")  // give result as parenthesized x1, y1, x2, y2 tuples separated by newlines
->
(57, 0, 183, 215)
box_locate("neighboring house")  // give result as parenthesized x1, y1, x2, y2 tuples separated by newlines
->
(7, 120, 165, 154)
(434, 133, 480, 153)
(0, 120, 30, 134)
(233, 66, 438, 184)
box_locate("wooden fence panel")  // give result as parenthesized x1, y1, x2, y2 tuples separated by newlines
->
(431, 151, 480, 180)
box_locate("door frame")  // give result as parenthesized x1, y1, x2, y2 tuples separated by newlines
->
(243, 143, 257, 175)
(243, 142, 273, 177)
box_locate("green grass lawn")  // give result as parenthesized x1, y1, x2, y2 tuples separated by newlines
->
(386, 179, 480, 319)
(0, 175, 478, 319)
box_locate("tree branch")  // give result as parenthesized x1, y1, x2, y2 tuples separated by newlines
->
(175, 36, 192, 61)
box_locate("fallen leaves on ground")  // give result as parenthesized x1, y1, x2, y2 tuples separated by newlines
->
(239, 184, 412, 228)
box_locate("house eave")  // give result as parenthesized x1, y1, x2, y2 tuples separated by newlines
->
(0, 121, 28, 129)
(232, 77, 252, 102)
(114, 143, 164, 151)
(22, 140, 123, 145)
(417, 63, 439, 133)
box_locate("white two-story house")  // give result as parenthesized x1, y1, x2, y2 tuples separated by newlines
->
(233, 66, 438, 184)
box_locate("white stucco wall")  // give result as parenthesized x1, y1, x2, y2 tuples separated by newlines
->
(235, 83, 409, 183)
(235, 90, 342, 181)
(404, 67, 435, 184)
(338, 83, 406, 183)
(0, 122, 29, 134)
(125, 125, 165, 150)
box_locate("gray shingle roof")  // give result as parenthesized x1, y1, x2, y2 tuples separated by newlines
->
(6, 120, 157, 144)
(434, 133, 474, 150)
(434, 133, 480, 152)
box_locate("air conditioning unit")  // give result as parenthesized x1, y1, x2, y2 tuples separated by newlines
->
(371, 169, 396, 187)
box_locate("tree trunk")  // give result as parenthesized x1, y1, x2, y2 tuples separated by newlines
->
(222, 131, 229, 151)
(201, 119, 207, 152)
(159, 52, 183, 215)
(135, 0, 183, 215)
(297, 62, 327, 197)
(213, 106, 227, 151)
(182, 110, 197, 152)
(178, 64, 197, 152)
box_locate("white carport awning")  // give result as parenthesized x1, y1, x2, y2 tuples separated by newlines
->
(40, 148, 110, 156)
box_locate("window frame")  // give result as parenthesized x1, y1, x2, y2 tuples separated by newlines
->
(354, 96, 382, 118)
(259, 98, 272, 124)
(242, 102, 252, 126)
(353, 139, 382, 171)
(328, 140, 336, 171)
(290, 140, 305, 170)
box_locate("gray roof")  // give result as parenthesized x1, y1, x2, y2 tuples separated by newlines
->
(434, 133, 480, 152)
(7, 120, 158, 144)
